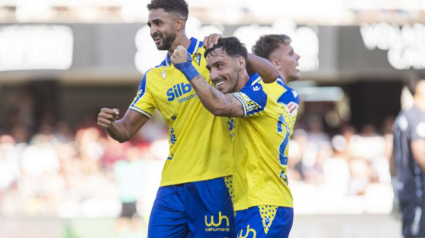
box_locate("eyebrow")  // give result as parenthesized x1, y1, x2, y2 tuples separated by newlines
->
(206, 60, 225, 71)
(148, 19, 163, 26)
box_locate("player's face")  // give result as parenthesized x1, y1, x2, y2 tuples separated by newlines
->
(272, 43, 300, 82)
(148, 8, 177, 51)
(206, 48, 241, 94)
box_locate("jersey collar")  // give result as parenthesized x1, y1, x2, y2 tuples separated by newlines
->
(246, 72, 261, 87)
(164, 37, 203, 67)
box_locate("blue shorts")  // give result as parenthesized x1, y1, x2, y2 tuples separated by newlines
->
(235, 206, 293, 238)
(148, 176, 235, 238)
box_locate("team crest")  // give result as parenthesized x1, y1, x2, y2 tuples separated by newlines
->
(193, 53, 202, 66)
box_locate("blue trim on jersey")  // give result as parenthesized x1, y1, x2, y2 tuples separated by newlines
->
(275, 75, 300, 105)
(276, 75, 286, 87)
(239, 72, 267, 116)
(131, 71, 149, 107)
(158, 59, 168, 67)
(164, 37, 202, 66)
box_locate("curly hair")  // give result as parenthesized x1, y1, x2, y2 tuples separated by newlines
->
(147, 0, 189, 19)
(252, 34, 291, 60)
(204, 37, 248, 65)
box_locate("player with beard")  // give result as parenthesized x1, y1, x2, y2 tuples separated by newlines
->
(171, 37, 294, 238)
(97, 0, 279, 237)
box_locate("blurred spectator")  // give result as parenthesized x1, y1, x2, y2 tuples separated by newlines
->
(0, 107, 395, 218)
(393, 78, 425, 237)
(114, 147, 145, 237)
(0, 135, 21, 192)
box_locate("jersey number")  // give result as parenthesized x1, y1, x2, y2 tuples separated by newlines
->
(277, 114, 289, 166)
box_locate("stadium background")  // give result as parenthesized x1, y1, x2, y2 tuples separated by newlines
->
(1, 0, 425, 237)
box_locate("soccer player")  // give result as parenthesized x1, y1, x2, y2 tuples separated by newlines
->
(97, 0, 278, 237)
(171, 37, 293, 238)
(252, 34, 301, 133)
(393, 78, 425, 238)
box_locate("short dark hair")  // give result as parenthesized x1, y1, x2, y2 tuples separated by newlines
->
(204, 37, 248, 65)
(147, 0, 189, 20)
(252, 34, 291, 60)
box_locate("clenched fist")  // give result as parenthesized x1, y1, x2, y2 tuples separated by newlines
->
(97, 108, 119, 129)
(170, 45, 189, 65)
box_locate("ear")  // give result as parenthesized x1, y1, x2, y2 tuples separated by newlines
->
(271, 58, 281, 70)
(175, 17, 184, 31)
(237, 56, 246, 71)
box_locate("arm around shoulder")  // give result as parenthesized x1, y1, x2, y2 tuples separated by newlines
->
(247, 53, 279, 84)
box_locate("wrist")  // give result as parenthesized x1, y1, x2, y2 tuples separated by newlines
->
(174, 62, 200, 81)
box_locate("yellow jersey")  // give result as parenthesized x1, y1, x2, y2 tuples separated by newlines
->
(129, 38, 233, 187)
(274, 76, 299, 135)
(232, 73, 293, 211)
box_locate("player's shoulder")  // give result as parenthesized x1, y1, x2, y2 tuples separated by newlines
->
(238, 73, 267, 106)
(240, 73, 263, 93)
(277, 76, 299, 100)
(142, 64, 169, 83)
(396, 108, 419, 130)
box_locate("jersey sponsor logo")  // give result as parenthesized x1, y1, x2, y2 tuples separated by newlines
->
(227, 118, 235, 137)
(169, 127, 177, 145)
(205, 211, 230, 232)
(286, 102, 299, 115)
(227, 118, 235, 131)
(167, 82, 193, 101)
(161, 70, 166, 79)
(237, 225, 257, 238)
(417, 122, 425, 137)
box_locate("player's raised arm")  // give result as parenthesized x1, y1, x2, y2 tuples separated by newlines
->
(171, 45, 244, 118)
(97, 108, 149, 143)
(246, 53, 279, 83)
(204, 34, 279, 84)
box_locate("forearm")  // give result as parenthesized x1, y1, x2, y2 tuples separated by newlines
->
(190, 75, 235, 116)
(105, 120, 133, 143)
(247, 53, 279, 83)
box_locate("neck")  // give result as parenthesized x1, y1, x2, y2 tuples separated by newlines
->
(168, 33, 190, 56)
(234, 71, 251, 92)
(415, 96, 425, 112)
(279, 70, 289, 84)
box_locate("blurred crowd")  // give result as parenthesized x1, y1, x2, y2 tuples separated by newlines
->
(0, 110, 394, 219)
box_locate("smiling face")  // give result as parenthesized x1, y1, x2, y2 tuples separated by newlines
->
(147, 8, 178, 50)
(270, 43, 301, 82)
(206, 48, 244, 94)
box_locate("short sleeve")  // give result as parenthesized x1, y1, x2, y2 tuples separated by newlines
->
(410, 118, 425, 141)
(129, 71, 156, 118)
(232, 80, 267, 117)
